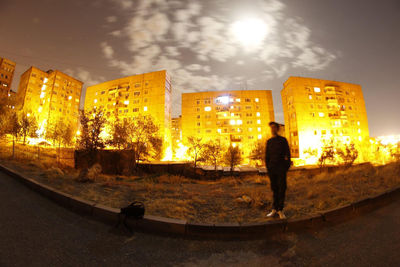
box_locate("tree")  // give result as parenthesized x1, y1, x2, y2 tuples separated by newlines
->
(224, 145, 242, 173)
(186, 136, 205, 168)
(20, 113, 38, 144)
(318, 140, 336, 168)
(202, 139, 224, 170)
(61, 123, 74, 147)
(46, 119, 64, 147)
(125, 115, 163, 165)
(107, 118, 128, 150)
(77, 108, 107, 152)
(250, 140, 266, 166)
(7, 111, 21, 141)
(337, 143, 359, 167)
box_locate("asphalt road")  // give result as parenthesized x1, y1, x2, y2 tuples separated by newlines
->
(0, 170, 399, 267)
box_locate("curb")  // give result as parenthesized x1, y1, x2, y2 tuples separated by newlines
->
(1, 163, 399, 240)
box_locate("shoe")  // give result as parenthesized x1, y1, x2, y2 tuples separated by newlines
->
(267, 209, 277, 217)
(277, 210, 287, 219)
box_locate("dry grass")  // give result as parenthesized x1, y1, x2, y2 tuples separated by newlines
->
(0, 144, 399, 223)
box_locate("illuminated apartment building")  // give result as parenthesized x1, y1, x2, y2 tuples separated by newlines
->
(172, 116, 182, 144)
(281, 77, 370, 164)
(84, 70, 172, 152)
(16, 67, 83, 133)
(181, 90, 275, 157)
(0, 57, 16, 98)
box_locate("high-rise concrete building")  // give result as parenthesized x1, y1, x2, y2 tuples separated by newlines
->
(0, 57, 16, 98)
(84, 70, 172, 153)
(16, 67, 83, 133)
(171, 116, 182, 144)
(181, 90, 275, 157)
(281, 77, 370, 164)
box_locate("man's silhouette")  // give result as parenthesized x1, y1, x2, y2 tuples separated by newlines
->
(265, 122, 291, 219)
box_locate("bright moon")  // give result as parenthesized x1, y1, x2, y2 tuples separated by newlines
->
(232, 18, 269, 46)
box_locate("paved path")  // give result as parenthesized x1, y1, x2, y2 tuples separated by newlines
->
(0, 171, 399, 267)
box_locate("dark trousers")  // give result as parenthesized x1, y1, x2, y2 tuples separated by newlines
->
(268, 168, 287, 211)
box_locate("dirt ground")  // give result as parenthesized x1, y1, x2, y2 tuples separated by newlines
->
(1, 153, 399, 224)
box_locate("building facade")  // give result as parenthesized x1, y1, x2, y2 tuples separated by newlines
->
(281, 77, 370, 164)
(16, 67, 83, 133)
(84, 70, 172, 154)
(0, 57, 16, 98)
(171, 116, 182, 144)
(181, 90, 275, 158)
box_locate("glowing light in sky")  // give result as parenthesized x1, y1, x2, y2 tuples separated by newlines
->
(231, 18, 269, 46)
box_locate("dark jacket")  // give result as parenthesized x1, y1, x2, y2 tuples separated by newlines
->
(265, 135, 291, 171)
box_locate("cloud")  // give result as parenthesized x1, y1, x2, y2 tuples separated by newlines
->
(106, 16, 117, 23)
(101, 0, 337, 98)
(64, 67, 106, 87)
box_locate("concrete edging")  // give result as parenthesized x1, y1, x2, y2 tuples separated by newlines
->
(1, 163, 399, 240)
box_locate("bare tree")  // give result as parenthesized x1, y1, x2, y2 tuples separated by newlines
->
(224, 145, 242, 173)
(202, 139, 224, 170)
(7, 111, 21, 158)
(250, 140, 266, 166)
(20, 112, 38, 144)
(318, 140, 336, 168)
(186, 136, 205, 168)
(337, 142, 359, 167)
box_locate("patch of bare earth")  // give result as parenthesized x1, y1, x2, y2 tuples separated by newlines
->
(0, 153, 399, 224)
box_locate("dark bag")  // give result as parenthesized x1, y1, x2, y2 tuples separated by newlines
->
(121, 201, 145, 219)
(115, 201, 145, 233)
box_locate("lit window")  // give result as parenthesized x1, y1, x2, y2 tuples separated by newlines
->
(255, 98, 259, 102)
(68, 96, 72, 100)
(358, 129, 361, 133)
(27, 113, 30, 117)
(258, 127, 261, 132)
(204, 106, 211, 112)
(124, 100, 129, 105)
(357, 121, 360, 126)
(248, 128, 253, 132)
(256, 112, 260, 117)
(38, 107, 42, 113)
(40, 92, 45, 98)
(230, 119, 236, 125)
(258, 134, 262, 140)
(217, 129, 221, 133)
(257, 120, 261, 124)
(309, 94, 313, 100)
(319, 112, 324, 117)
(231, 113, 234, 117)
(314, 87, 321, 93)
(94, 99, 98, 103)
(230, 98, 234, 103)
(144, 106, 148, 111)
(236, 98, 241, 102)
(232, 143, 237, 148)
(237, 120, 242, 125)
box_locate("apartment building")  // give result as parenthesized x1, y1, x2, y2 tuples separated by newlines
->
(181, 90, 275, 157)
(281, 77, 370, 163)
(0, 57, 16, 98)
(16, 67, 83, 133)
(84, 70, 172, 151)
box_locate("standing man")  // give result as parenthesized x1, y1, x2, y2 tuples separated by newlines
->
(265, 122, 291, 219)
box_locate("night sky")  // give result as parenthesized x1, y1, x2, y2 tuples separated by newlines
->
(1, 0, 399, 136)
